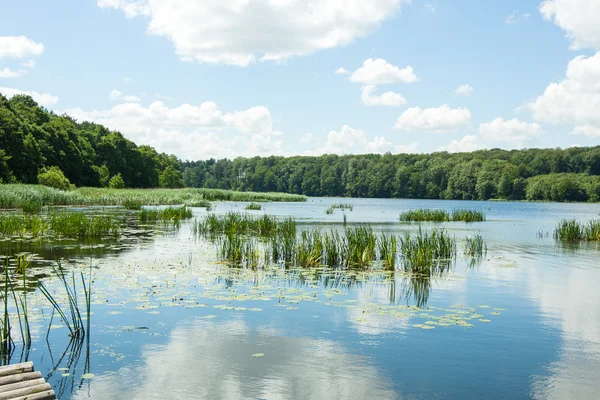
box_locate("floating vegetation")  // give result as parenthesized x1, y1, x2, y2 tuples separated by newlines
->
(245, 203, 262, 211)
(399, 209, 485, 222)
(464, 233, 487, 257)
(554, 219, 600, 241)
(139, 206, 192, 223)
(325, 203, 353, 214)
(195, 212, 296, 238)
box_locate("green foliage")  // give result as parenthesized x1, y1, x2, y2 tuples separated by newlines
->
(109, 173, 125, 189)
(451, 209, 486, 222)
(139, 206, 192, 223)
(0, 212, 119, 238)
(245, 202, 262, 210)
(464, 233, 487, 257)
(399, 229, 456, 274)
(122, 198, 142, 210)
(554, 219, 600, 241)
(399, 209, 485, 222)
(159, 166, 184, 188)
(37, 166, 74, 191)
(195, 212, 296, 238)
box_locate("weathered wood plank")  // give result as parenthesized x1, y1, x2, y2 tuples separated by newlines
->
(0, 372, 42, 387)
(0, 382, 52, 400)
(8, 390, 55, 400)
(0, 378, 46, 394)
(0, 363, 34, 378)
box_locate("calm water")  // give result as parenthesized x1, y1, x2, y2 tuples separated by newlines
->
(3, 198, 600, 399)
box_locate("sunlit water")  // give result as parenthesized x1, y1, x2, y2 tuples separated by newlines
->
(3, 198, 600, 399)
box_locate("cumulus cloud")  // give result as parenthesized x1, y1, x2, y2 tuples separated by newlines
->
(529, 52, 600, 129)
(454, 84, 473, 96)
(394, 104, 471, 132)
(0, 36, 44, 59)
(0, 86, 58, 106)
(350, 58, 417, 84)
(570, 124, 600, 138)
(109, 89, 122, 100)
(21, 60, 35, 68)
(506, 10, 530, 24)
(540, 0, 600, 50)
(64, 101, 282, 160)
(436, 135, 482, 153)
(479, 117, 542, 143)
(123, 95, 141, 102)
(360, 85, 406, 107)
(98, 0, 409, 66)
(306, 125, 416, 156)
(335, 67, 349, 75)
(0, 67, 26, 79)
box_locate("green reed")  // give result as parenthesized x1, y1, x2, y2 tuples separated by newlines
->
(218, 234, 260, 267)
(49, 212, 120, 238)
(399, 209, 450, 222)
(122, 198, 142, 210)
(451, 209, 486, 222)
(399, 228, 456, 274)
(325, 203, 353, 214)
(464, 233, 487, 257)
(195, 212, 296, 239)
(139, 206, 192, 223)
(245, 202, 262, 210)
(378, 233, 398, 270)
(295, 230, 324, 268)
(345, 225, 377, 267)
(554, 219, 600, 241)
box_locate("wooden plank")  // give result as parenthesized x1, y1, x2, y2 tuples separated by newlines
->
(0, 363, 34, 378)
(0, 382, 52, 400)
(0, 372, 42, 387)
(9, 390, 55, 400)
(0, 378, 46, 394)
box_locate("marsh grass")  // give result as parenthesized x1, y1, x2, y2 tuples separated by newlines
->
(554, 219, 600, 241)
(139, 206, 192, 223)
(399, 228, 456, 274)
(245, 203, 262, 211)
(49, 213, 120, 238)
(399, 209, 485, 222)
(325, 203, 353, 214)
(195, 212, 296, 238)
(378, 233, 398, 270)
(0, 185, 305, 212)
(464, 233, 487, 257)
(122, 199, 142, 210)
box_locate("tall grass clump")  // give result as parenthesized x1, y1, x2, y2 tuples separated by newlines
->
(139, 206, 192, 223)
(245, 203, 262, 210)
(195, 212, 296, 238)
(49, 212, 120, 238)
(0, 214, 47, 237)
(399, 209, 450, 222)
(326, 203, 353, 214)
(399, 228, 456, 274)
(464, 233, 487, 257)
(345, 225, 377, 267)
(122, 198, 142, 210)
(378, 233, 398, 270)
(554, 219, 600, 241)
(451, 209, 486, 222)
(295, 230, 324, 268)
(218, 234, 260, 267)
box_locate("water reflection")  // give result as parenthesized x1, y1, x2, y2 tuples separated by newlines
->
(72, 319, 397, 400)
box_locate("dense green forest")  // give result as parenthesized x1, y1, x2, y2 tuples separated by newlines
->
(2, 93, 600, 202)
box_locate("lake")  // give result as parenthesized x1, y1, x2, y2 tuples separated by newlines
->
(2, 197, 600, 399)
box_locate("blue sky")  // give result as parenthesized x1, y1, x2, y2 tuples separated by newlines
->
(1, 0, 599, 160)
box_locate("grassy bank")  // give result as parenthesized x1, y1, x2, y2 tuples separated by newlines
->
(0, 184, 306, 211)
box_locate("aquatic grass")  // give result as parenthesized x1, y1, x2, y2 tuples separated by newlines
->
(464, 233, 487, 257)
(399, 209, 450, 222)
(553, 219, 600, 241)
(122, 199, 142, 210)
(295, 230, 324, 268)
(195, 212, 296, 239)
(345, 225, 377, 267)
(245, 203, 262, 211)
(218, 234, 260, 267)
(451, 209, 486, 222)
(139, 206, 192, 223)
(0, 214, 47, 237)
(399, 228, 456, 274)
(49, 212, 120, 238)
(378, 233, 398, 270)
(325, 203, 353, 214)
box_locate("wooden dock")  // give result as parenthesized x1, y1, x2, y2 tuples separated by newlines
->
(0, 362, 55, 400)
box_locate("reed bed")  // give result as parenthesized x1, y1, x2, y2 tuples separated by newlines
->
(464, 233, 487, 257)
(139, 206, 192, 223)
(195, 212, 296, 238)
(245, 203, 262, 210)
(0, 184, 306, 212)
(0, 212, 120, 238)
(399, 228, 456, 274)
(554, 219, 600, 241)
(399, 208, 485, 222)
(325, 203, 353, 214)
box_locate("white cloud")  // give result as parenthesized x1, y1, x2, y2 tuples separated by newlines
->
(394, 104, 471, 132)
(109, 89, 122, 100)
(64, 101, 282, 160)
(351, 58, 418, 84)
(506, 10, 530, 24)
(155, 93, 172, 101)
(479, 117, 542, 143)
(540, 0, 600, 50)
(425, 3, 436, 13)
(570, 124, 600, 137)
(99, 0, 409, 66)
(436, 135, 482, 153)
(305, 125, 416, 156)
(0, 87, 58, 106)
(0, 36, 44, 59)
(123, 95, 141, 102)
(529, 52, 600, 128)
(0, 67, 26, 79)
(335, 67, 349, 75)
(22, 60, 35, 68)
(360, 85, 407, 107)
(454, 84, 473, 96)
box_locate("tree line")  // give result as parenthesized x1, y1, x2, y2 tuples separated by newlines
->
(1, 92, 600, 202)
